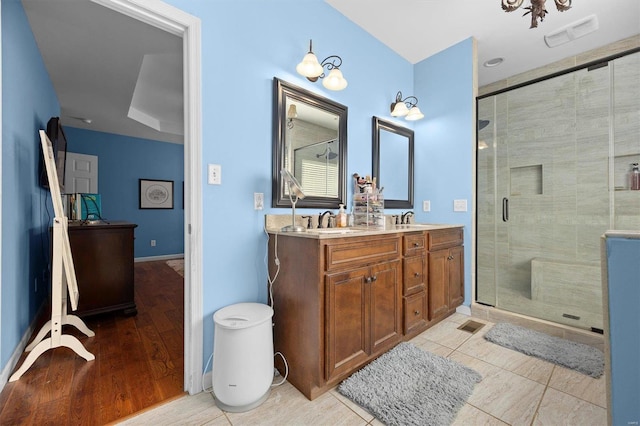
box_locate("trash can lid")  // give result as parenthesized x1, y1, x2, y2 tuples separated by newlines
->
(213, 302, 273, 329)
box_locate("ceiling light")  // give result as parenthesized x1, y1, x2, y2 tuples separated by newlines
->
(502, 0, 572, 29)
(390, 91, 424, 121)
(484, 58, 504, 68)
(296, 40, 347, 91)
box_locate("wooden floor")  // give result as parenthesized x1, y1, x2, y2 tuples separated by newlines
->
(0, 260, 185, 425)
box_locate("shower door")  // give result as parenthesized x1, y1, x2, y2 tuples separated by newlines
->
(476, 51, 640, 331)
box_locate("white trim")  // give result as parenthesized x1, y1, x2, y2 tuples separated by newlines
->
(134, 254, 184, 262)
(0, 0, 4, 385)
(93, 0, 203, 395)
(456, 304, 472, 316)
(0, 304, 46, 391)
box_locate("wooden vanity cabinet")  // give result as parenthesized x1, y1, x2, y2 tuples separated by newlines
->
(402, 232, 429, 336)
(427, 228, 464, 321)
(268, 233, 402, 400)
(325, 258, 401, 381)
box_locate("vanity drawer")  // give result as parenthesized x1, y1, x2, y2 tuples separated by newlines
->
(404, 292, 428, 335)
(324, 236, 401, 272)
(403, 256, 426, 296)
(427, 228, 463, 251)
(403, 232, 425, 257)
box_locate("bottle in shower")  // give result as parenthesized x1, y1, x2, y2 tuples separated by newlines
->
(630, 163, 640, 191)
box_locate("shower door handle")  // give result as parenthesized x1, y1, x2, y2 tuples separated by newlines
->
(502, 197, 509, 222)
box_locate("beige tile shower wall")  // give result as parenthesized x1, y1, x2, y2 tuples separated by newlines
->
(613, 52, 640, 231)
(477, 43, 639, 329)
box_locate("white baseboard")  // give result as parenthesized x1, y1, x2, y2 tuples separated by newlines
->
(135, 253, 184, 263)
(456, 304, 472, 316)
(0, 303, 46, 391)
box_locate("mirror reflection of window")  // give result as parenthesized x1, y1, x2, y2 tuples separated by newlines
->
(293, 140, 339, 197)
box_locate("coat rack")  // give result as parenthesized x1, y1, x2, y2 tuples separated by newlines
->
(9, 130, 95, 382)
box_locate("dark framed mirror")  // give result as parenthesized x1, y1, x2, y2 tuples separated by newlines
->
(272, 77, 347, 208)
(372, 116, 414, 209)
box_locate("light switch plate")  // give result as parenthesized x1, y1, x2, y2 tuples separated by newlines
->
(254, 193, 264, 210)
(423, 200, 431, 212)
(453, 199, 468, 212)
(208, 164, 221, 185)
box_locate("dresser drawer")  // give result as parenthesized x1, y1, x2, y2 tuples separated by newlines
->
(404, 292, 428, 335)
(403, 232, 425, 257)
(403, 256, 426, 296)
(324, 236, 401, 272)
(427, 228, 463, 251)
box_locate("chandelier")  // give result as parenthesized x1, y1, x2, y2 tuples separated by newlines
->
(502, 0, 572, 28)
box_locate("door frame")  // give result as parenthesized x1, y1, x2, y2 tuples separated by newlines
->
(92, 0, 203, 394)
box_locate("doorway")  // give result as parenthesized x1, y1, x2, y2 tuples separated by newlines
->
(93, 0, 203, 394)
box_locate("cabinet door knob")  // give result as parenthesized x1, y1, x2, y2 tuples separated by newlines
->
(448, 255, 454, 260)
(371, 275, 377, 282)
(414, 272, 420, 277)
(365, 277, 372, 283)
(414, 310, 420, 316)
(413, 242, 420, 247)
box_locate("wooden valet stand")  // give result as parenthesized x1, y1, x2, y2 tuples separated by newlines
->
(9, 130, 95, 382)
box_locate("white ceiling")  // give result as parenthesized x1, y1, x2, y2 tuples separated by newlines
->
(22, 0, 183, 144)
(22, 0, 639, 144)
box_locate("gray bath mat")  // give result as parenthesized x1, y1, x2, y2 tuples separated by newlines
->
(338, 342, 481, 426)
(484, 322, 604, 378)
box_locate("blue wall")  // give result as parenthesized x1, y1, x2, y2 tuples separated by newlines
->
(1, 0, 59, 369)
(163, 0, 474, 365)
(64, 127, 184, 258)
(413, 38, 475, 306)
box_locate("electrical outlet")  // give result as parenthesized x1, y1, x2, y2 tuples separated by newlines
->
(208, 164, 221, 185)
(151, 239, 156, 247)
(254, 192, 264, 210)
(423, 200, 431, 212)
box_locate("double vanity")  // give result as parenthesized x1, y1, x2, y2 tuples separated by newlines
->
(266, 221, 464, 400)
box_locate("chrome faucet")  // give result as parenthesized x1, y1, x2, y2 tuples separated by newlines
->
(401, 211, 414, 225)
(318, 210, 333, 228)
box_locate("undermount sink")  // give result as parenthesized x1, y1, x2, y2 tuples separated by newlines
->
(306, 228, 361, 234)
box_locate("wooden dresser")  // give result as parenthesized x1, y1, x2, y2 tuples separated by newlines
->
(66, 221, 138, 317)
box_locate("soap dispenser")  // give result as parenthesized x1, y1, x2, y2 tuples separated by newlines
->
(336, 204, 347, 228)
(630, 163, 640, 191)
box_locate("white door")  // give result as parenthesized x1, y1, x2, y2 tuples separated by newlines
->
(65, 152, 98, 194)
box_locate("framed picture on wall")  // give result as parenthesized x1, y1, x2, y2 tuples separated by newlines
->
(139, 179, 174, 209)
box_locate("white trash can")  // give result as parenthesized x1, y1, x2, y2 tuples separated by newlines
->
(212, 302, 273, 412)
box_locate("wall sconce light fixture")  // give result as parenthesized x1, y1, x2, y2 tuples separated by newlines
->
(296, 40, 348, 91)
(287, 104, 297, 129)
(390, 91, 424, 121)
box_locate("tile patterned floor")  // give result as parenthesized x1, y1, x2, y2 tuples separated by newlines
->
(116, 314, 607, 426)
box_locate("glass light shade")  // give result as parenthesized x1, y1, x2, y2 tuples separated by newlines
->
(391, 101, 409, 117)
(296, 53, 323, 78)
(287, 104, 298, 119)
(405, 106, 424, 121)
(322, 68, 347, 91)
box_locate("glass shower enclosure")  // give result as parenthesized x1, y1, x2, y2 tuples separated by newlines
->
(476, 51, 640, 331)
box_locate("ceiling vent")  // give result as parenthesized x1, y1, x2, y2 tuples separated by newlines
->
(544, 14, 599, 48)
